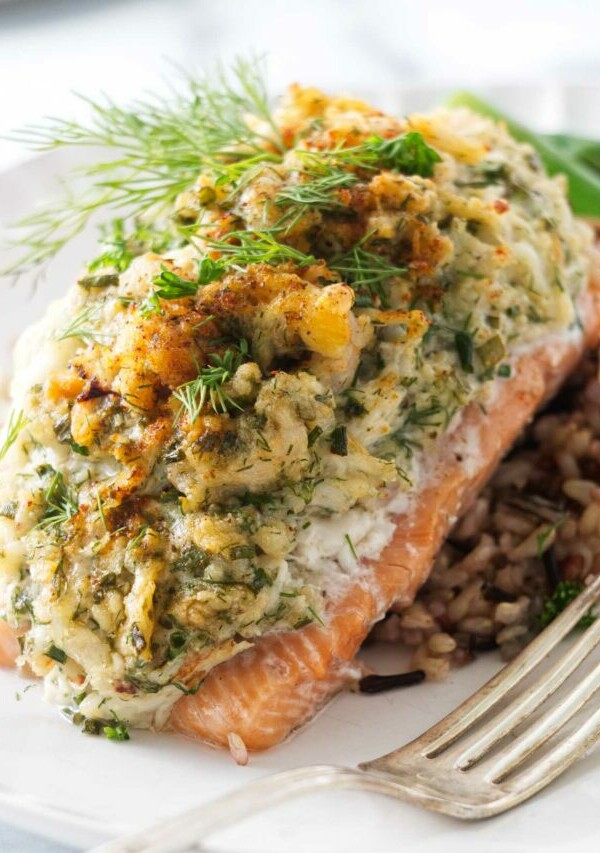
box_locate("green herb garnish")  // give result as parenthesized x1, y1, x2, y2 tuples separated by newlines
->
(391, 400, 445, 458)
(87, 218, 172, 274)
(344, 533, 359, 561)
(330, 425, 348, 456)
(477, 335, 505, 370)
(539, 580, 596, 629)
(307, 131, 441, 178)
(307, 425, 323, 447)
(46, 644, 67, 664)
(0, 409, 28, 462)
(370, 132, 442, 176)
(56, 305, 110, 345)
(455, 330, 474, 373)
(330, 242, 406, 308)
(173, 339, 250, 422)
(275, 167, 358, 229)
(37, 469, 78, 531)
(69, 440, 89, 456)
(103, 721, 130, 741)
(3, 57, 285, 275)
(77, 273, 120, 289)
(141, 257, 226, 315)
(208, 229, 316, 269)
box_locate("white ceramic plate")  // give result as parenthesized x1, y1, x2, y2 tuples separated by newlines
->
(2, 91, 600, 853)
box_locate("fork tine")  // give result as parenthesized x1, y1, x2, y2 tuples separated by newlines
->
(445, 613, 600, 768)
(485, 658, 600, 781)
(419, 573, 600, 757)
(499, 704, 600, 804)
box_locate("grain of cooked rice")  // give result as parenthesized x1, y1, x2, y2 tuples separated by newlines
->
(367, 349, 600, 681)
(227, 731, 249, 766)
(427, 633, 457, 655)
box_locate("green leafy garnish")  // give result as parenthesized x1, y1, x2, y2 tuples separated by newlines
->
(0, 409, 28, 462)
(307, 425, 323, 448)
(330, 425, 348, 456)
(87, 218, 172, 274)
(2, 57, 284, 276)
(539, 580, 596, 629)
(275, 167, 358, 229)
(477, 335, 505, 370)
(56, 305, 111, 345)
(330, 243, 406, 308)
(77, 273, 119, 289)
(307, 131, 441, 178)
(454, 330, 474, 373)
(371, 132, 442, 176)
(103, 721, 130, 741)
(209, 229, 316, 269)
(69, 440, 89, 456)
(140, 257, 225, 315)
(173, 339, 250, 422)
(37, 469, 78, 531)
(45, 644, 67, 664)
(344, 533, 359, 561)
(391, 400, 445, 458)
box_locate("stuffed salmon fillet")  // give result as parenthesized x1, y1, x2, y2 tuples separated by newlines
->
(1, 65, 599, 749)
(171, 292, 600, 749)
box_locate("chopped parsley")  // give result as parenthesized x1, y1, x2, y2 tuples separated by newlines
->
(103, 721, 130, 741)
(141, 256, 225, 315)
(539, 580, 596, 629)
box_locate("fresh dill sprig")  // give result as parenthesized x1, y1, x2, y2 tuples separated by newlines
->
(96, 492, 108, 532)
(3, 57, 285, 276)
(37, 470, 78, 531)
(140, 257, 226, 315)
(275, 167, 358, 229)
(56, 305, 111, 345)
(0, 409, 28, 462)
(87, 218, 173, 274)
(344, 533, 359, 561)
(173, 339, 250, 422)
(390, 400, 445, 457)
(304, 132, 442, 178)
(208, 229, 316, 269)
(330, 242, 407, 308)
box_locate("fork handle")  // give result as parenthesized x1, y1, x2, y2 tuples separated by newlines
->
(89, 764, 396, 853)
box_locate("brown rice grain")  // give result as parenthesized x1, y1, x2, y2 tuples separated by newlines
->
(494, 596, 530, 625)
(427, 633, 457, 655)
(446, 582, 482, 623)
(457, 616, 494, 635)
(563, 478, 597, 505)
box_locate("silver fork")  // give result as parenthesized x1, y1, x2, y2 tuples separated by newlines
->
(91, 573, 600, 853)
